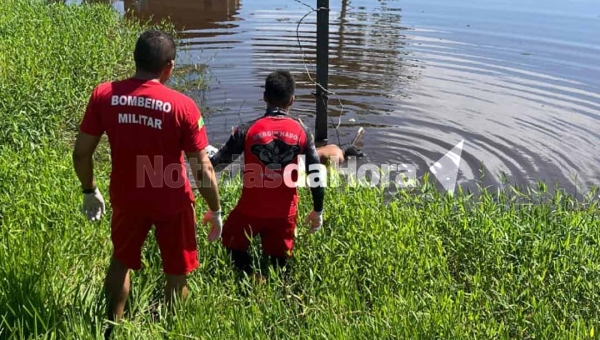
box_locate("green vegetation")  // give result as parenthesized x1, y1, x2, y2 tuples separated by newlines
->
(0, 0, 139, 149)
(1, 0, 600, 339)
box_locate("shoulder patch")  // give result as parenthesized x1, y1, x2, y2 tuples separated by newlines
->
(198, 117, 205, 130)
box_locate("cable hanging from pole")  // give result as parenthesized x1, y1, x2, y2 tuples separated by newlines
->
(294, 0, 344, 146)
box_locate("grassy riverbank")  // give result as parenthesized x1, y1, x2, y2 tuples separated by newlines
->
(1, 1, 600, 339)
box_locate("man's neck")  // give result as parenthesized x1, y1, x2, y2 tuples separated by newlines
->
(266, 106, 290, 115)
(132, 70, 162, 83)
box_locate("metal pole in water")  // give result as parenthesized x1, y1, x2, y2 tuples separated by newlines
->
(315, 0, 329, 144)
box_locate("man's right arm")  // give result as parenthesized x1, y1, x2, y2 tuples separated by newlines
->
(305, 142, 325, 213)
(186, 149, 220, 212)
(180, 101, 221, 212)
(302, 126, 325, 213)
(301, 125, 326, 233)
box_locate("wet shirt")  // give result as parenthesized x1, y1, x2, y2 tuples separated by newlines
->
(79, 78, 208, 217)
(211, 109, 324, 218)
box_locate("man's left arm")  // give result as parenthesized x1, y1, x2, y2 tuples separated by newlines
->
(73, 87, 106, 221)
(210, 123, 248, 172)
(73, 132, 101, 192)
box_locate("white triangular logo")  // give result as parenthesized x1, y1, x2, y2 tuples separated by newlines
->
(429, 140, 464, 195)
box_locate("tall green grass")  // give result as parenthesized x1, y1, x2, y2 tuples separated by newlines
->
(3, 151, 600, 339)
(0, 0, 143, 149)
(1, 0, 600, 339)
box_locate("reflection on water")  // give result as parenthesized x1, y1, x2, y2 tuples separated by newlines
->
(69, 0, 600, 193)
(66, 0, 241, 33)
(248, 0, 416, 120)
(121, 0, 240, 32)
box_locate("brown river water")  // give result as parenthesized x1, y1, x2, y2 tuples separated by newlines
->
(69, 0, 600, 193)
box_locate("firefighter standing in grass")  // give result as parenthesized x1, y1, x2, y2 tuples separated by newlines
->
(72, 30, 222, 334)
(210, 70, 326, 278)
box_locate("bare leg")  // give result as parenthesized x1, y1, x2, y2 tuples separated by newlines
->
(103, 257, 130, 339)
(165, 274, 189, 307)
(317, 144, 345, 166)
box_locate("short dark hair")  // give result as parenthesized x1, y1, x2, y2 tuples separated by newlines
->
(134, 30, 176, 74)
(264, 70, 295, 107)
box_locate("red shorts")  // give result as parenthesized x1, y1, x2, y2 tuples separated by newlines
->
(221, 208, 297, 258)
(110, 204, 198, 275)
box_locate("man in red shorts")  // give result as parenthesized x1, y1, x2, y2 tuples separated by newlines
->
(72, 30, 222, 327)
(210, 70, 325, 277)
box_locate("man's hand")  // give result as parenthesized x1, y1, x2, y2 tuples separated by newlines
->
(203, 209, 223, 242)
(205, 145, 219, 158)
(305, 210, 323, 234)
(82, 187, 105, 221)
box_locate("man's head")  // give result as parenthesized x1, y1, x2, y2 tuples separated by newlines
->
(134, 30, 176, 83)
(264, 70, 295, 109)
